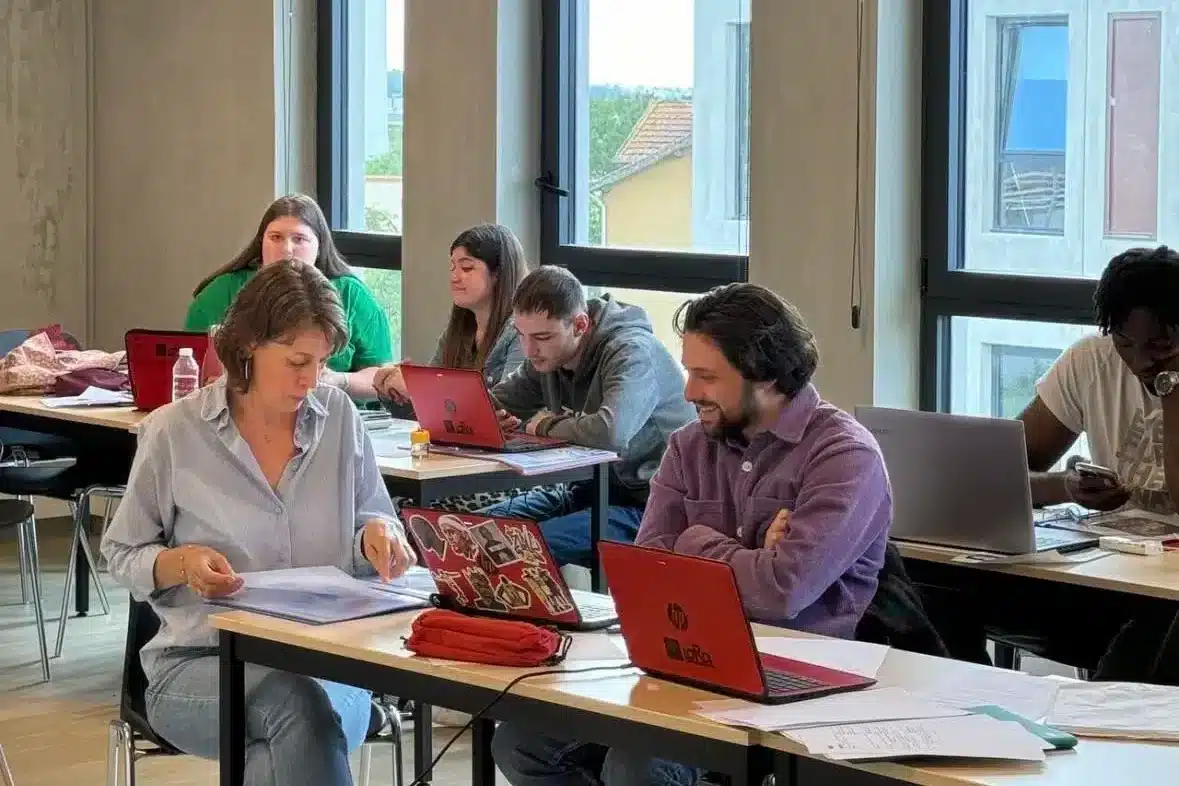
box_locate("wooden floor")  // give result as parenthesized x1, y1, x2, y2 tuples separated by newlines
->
(0, 521, 476, 785)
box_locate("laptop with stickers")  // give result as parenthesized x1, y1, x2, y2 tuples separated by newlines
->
(400, 507, 617, 631)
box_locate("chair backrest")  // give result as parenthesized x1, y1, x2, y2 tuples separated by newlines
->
(120, 599, 180, 752)
(0, 328, 30, 357)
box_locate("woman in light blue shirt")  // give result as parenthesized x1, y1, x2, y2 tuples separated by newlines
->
(102, 260, 414, 786)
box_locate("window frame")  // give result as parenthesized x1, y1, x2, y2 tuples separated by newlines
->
(920, 0, 1097, 413)
(316, 0, 402, 272)
(538, 0, 749, 294)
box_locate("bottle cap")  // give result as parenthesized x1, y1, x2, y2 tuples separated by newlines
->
(178, 347, 194, 357)
(410, 429, 430, 445)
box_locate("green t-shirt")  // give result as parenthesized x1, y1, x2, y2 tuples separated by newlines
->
(184, 268, 393, 373)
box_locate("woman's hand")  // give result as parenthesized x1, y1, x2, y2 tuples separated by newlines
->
(177, 545, 243, 598)
(361, 519, 416, 580)
(373, 364, 410, 405)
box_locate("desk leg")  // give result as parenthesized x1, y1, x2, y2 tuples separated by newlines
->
(219, 630, 246, 786)
(414, 702, 433, 785)
(470, 717, 495, 786)
(74, 493, 90, 615)
(589, 463, 609, 593)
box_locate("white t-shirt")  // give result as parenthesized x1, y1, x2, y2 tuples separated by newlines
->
(1036, 333, 1173, 514)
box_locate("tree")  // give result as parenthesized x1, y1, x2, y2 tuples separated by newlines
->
(356, 268, 403, 358)
(366, 121, 404, 177)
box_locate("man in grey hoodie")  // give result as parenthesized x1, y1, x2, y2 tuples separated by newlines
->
(485, 265, 695, 567)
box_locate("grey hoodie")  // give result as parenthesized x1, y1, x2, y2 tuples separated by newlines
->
(491, 295, 695, 506)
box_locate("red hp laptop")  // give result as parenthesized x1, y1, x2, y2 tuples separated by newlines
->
(598, 541, 876, 704)
(398, 364, 567, 452)
(124, 329, 209, 411)
(400, 507, 616, 630)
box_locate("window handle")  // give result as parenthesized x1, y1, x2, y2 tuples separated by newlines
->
(533, 174, 569, 198)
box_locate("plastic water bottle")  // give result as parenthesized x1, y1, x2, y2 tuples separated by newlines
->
(172, 347, 200, 402)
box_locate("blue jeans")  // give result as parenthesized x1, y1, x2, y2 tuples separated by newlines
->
(492, 722, 699, 786)
(481, 486, 643, 568)
(145, 651, 371, 786)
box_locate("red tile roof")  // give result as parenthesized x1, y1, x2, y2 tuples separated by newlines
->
(614, 101, 693, 165)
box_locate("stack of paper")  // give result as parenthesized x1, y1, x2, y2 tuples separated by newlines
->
(207, 565, 429, 624)
(885, 661, 1061, 720)
(41, 386, 133, 408)
(429, 445, 619, 476)
(1046, 681, 1179, 742)
(783, 714, 1048, 763)
(697, 687, 967, 732)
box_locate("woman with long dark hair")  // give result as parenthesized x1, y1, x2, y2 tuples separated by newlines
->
(186, 194, 393, 397)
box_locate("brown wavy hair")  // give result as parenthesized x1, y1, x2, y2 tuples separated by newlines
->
(214, 260, 348, 393)
(193, 194, 352, 297)
(437, 224, 530, 368)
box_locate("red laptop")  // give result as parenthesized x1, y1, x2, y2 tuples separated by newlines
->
(125, 329, 209, 411)
(598, 541, 876, 704)
(400, 507, 616, 630)
(398, 364, 567, 453)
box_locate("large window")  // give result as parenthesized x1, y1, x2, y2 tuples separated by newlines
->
(318, 0, 403, 356)
(540, 0, 750, 319)
(922, 1, 1173, 413)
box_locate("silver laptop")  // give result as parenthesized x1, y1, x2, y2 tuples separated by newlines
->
(855, 407, 1098, 555)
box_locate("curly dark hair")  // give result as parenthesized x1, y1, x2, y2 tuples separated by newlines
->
(1094, 245, 1179, 334)
(674, 283, 819, 397)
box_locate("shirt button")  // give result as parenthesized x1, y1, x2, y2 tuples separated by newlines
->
(741, 461, 753, 472)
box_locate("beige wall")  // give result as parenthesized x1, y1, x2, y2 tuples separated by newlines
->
(602, 155, 693, 251)
(0, 0, 91, 341)
(90, 0, 283, 351)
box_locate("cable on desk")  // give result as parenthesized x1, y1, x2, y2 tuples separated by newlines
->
(406, 662, 635, 786)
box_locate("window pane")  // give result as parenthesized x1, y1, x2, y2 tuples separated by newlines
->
(1105, 13, 1161, 239)
(343, 0, 403, 234)
(354, 268, 402, 358)
(949, 316, 1091, 460)
(993, 20, 1068, 235)
(581, 0, 750, 254)
(585, 286, 694, 360)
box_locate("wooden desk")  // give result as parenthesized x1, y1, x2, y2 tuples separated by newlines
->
(896, 541, 1179, 603)
(211, 610, 762, 786)
(0, 395, 145, 433)
(0, 395, 141, 616)
(375, 450, 613, 592)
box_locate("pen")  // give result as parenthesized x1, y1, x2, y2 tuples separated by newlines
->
(1056, 540, 1098, 554)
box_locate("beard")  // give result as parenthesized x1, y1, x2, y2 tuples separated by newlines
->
(693, 380, 758, 443)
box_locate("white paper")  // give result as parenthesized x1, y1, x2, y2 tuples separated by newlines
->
(1047, 681, 1179, 742)
(565, 633, 628, 662)
(783, 714, 1047, 763)
(697, 687, 967, 732)
(363, 565, 438, 600)
(369, 420, 418, 456)
(899, 666, 1060, 721)
(41, 386, 133, 408)
(430, 445, 619, 476)
(208, 565, 428, 624)
(755, 636, 890, 679)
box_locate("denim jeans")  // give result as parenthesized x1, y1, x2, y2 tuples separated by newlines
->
(492, 722, 699, 786)
(481, 486, 643, 568)
(144, 651, 371, 786)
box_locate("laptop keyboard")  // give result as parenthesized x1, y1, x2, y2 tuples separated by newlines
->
(764, 668, 824, 695)
(570, 589, 617, 623)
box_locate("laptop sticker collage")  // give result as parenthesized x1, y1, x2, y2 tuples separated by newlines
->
(405, 509, 580, 624)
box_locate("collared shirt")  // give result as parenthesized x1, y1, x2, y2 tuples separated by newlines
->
(100, 378, 403, 682)
(635, 384, 892, 638)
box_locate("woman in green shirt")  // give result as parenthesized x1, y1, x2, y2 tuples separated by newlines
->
(186, 194, 392, 397)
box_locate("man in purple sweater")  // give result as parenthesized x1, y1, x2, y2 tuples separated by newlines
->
(492, 283, 893, 786)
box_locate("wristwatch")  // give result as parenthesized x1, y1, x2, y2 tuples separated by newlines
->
(1154, 370, 1179, 397)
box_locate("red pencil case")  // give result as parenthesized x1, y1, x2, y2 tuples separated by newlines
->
(404, 609, 570, 667)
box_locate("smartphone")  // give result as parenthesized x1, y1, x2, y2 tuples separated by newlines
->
(1074, 462, 1119, 483)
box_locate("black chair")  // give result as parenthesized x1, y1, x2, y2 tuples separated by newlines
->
(0, 498, 48, 681)
(107, 599, 405, 786)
